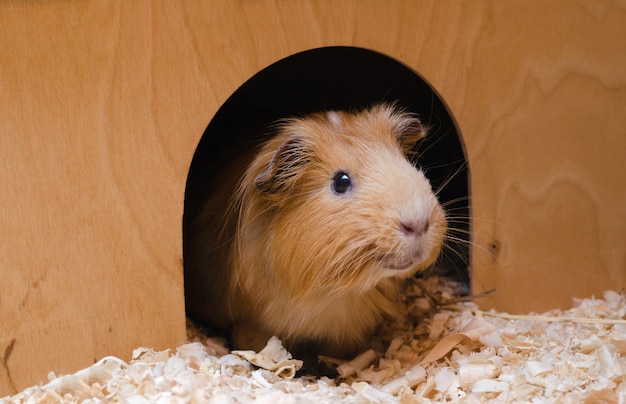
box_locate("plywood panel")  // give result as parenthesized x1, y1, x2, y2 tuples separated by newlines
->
(459, 1, 626, 312)
(0, 1, 195, 394)
(1, 0, 624, 395)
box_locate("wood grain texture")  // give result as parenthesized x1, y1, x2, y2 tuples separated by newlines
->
(460, 1, 626, 312)
(0, 0, 624, 394)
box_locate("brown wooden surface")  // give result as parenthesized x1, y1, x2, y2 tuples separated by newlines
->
(1, 0, 624, 395)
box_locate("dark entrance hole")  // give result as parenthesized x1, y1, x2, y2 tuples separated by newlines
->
(183, 46, 471, 311)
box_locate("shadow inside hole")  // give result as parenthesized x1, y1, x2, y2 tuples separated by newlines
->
(183, 46, 471, 299)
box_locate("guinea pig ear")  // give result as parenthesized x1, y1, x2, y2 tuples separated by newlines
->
(395, 114, 427, 158)
(254, 135, 310, 194)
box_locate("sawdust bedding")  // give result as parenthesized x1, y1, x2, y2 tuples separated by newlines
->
(4, 276, 626, 403)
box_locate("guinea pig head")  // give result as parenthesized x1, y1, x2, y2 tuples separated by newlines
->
(240, 104, 447, 298)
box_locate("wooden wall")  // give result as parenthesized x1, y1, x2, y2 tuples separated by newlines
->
(1, 0, 624, 395)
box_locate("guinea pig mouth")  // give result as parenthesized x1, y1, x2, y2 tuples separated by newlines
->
(384, 261, 414, 270)
(379, 252, 424, 271)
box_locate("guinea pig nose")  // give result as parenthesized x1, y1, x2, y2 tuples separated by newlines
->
(400, 219, 430, 236)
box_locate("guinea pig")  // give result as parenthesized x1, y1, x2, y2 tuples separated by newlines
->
(184, 103, 447, 360)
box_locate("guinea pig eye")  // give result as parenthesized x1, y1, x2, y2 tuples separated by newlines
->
(332, 171, 352, 194)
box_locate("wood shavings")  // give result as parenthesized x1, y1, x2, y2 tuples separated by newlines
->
(232, 336, 303, 379)
(3, 277, 626, 403)
(418, 315, 496, 365)
(333, 349, 377, 378)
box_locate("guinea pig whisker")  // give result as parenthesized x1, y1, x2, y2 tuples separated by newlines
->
(438, 245, 471, 268)
(433, 164, 468, 198)
(443, 233, 468, 244)
(419, 158, 466, 173)
(414, 118, 452, 157)
(444, 215, 470, 223)
(442, 216, 471, 232)
(440, 211, 470, 220)
(440, 195, 472, 208)
(443, 235, 493, 259)
(442, 235, 473, 249)
(445, 212, 513, 229)
(444, 219, 471, 227)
